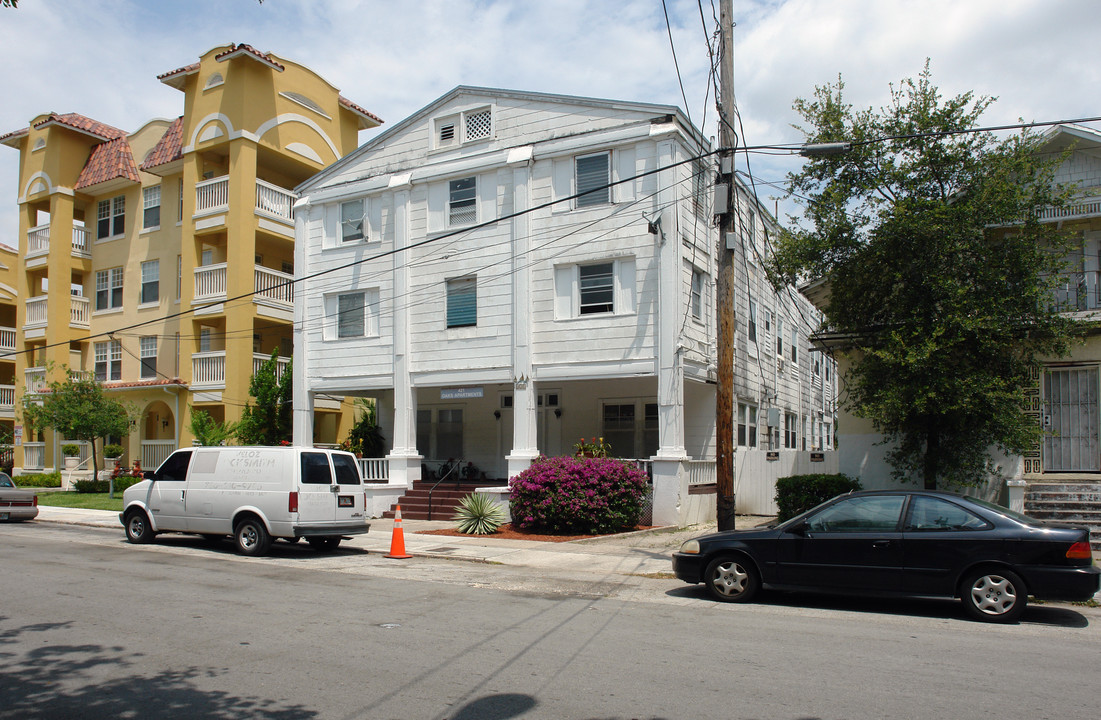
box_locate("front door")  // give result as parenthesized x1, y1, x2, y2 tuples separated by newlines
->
(147, 450, 192, 531)
(1043, 366, 1100, 472)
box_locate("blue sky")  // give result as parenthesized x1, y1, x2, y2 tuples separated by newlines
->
(2, 0, 1098, 239)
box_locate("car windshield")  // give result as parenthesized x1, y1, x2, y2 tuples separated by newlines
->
(0, 475, 14, 488)
(964, 496, 1038, 525)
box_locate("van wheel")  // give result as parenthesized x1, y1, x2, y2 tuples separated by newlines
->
(234, 518, 272, 557)
(124, 510, 155, 544)
(308, 537, 341, 552)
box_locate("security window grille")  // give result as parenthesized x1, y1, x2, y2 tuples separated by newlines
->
(140, 336, 157, 379)
(446, 277, 477, 328)
(95, 267, 124, 310)
(465, 109, 492, 140)
(738, 404, 758, 447)
(337, 292, 366, 338)
(341, 199, 364, 242)
(143, 186, 161, 229)
(95, 340, 122, 381)
(1043, 367, 1100, 472)
(576, 153, 610, 207)
(97, 195, 125, 239)
(141, 260, 159, 304)
(691, 270, 703, 320)
(448, 177, 476, 226)
(579, 263, 614, 315)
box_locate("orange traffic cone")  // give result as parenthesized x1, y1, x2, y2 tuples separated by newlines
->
(385, 504, 413, 559)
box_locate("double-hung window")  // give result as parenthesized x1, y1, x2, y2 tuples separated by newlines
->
(748, 297, 758, 343)
(690, 270, 703, 321)
(140, 260, 159, 305)
(140, 336, 157, 379)
(579, 262, 614, 315)
(94, 340, 122, 381)
(446, 276, 477, 328)
(738, 403, 758, 448)
(448, 177, 476, 226)
(784, 412, 798, 449)
(142, 186, 161, 230)
(776, 317, 784, 356)
(95, 267, 124, 311)
(575, 152, 610, 207)
(327, 289, 379, 340)
(790, 328, 798, 364)
(340, 199, 364, 242)
(97, 195, 125, 239)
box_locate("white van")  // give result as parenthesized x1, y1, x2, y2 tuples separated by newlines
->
(120, 446, 370, 556)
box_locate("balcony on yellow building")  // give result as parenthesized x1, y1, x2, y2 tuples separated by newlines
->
(252, 352, 291, 382)
(191, 350, 226, 390)
(192, 263, 294, 315)
(0, 326, 14, 352)
(24, 295, 90, 331)
(24, 221, 91, 263)
(194, 176, 296, 225)
(24, 366, 47, 394)
(0, 384, 14, 414)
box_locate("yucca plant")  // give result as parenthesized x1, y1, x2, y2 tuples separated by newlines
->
(453, 492, 506, 535)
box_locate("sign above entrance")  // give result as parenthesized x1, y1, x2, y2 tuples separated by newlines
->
(440, 387, 484, 400)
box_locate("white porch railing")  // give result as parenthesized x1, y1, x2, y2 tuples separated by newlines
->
(24, 367, 47, 394)
(0, 385, 14, 411)
(23, 442, 45, 470)
(142, 440, 176, 470)
(252, 353, 290, 382)
(0, 326, 15, 352)
(195, 175, 229, 215)
(254, 265, 294, 308)
(255, 179, 295, 222)
(70, 295, 90, 328)
(194, 263, 228, 302)
(25, 296, 48, 327)
(1037, 193, 1101, 224)
(192, 351, 226, 387)
(359, 457, 390, 483)
(685, 459, 717, 485)
(72, 223, 89, 255)
(26, 224, 49, 256)
(62, 439, 93, 466)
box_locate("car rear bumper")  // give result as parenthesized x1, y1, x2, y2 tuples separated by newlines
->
(0, 507, 38, 521)
(1019, 564, 1100, 601)
(292, 522, 371, 538)
(672, 552, 705, 583)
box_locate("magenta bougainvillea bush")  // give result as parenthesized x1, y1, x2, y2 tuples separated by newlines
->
(509, 455, 649, 534)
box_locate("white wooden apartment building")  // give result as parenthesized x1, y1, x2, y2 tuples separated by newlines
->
(292, 87, 835, 523)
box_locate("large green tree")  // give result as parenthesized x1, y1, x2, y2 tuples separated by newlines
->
(21, 368, 134, 477)
(236, 350, 292, 446)
(770, 64, 1081, 490)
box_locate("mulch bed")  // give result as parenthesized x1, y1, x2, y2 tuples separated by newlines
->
(415, 523, 653, 543)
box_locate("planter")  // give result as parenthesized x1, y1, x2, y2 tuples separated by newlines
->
(64, 456, 79, 470)
(104, 457, 119, 472)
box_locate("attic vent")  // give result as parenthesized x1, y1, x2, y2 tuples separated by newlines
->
(465, 109, 491, 141)
(205, 73, 224, 89)
(439, 123, 455, 143)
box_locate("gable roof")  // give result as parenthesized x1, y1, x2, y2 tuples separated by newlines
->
(297, 86, 691, 194)
(75, 136, 140, 190)
(140, 116, 184, 171)
(33, 112, 127, 142)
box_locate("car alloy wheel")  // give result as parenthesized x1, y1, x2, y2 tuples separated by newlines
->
(705, 556, 759, 603)
(962, 568, 1026, 623)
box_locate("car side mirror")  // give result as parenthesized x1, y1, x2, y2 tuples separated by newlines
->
(789, 520, 810, 536)
(143, 470, 155, 480)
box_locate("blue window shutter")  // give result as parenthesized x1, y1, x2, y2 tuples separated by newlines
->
(447, 277, 477, 328)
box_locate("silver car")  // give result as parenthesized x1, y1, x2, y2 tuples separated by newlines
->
(0, 472, 38, 522)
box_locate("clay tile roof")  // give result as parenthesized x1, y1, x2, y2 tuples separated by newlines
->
(101, 378, 187, 391)
(140, 116, 184, 171)
(157, 61, 199, 82)
(75, 136, 140, 190)
(34, 113, 126, 141)
(215, 43, 285, 71)
(339, 96, 384, 126)
(0, 127, 29, 147)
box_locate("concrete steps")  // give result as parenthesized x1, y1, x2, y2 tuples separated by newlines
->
(1024, 482, 1101, 550)
(383, 481, 492, 521)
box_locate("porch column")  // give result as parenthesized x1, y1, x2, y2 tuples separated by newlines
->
(387, 183, 420, 486)
(654, 139, 687, 461)
(507, 148, 539, 478)
(291, 197, 315, 445)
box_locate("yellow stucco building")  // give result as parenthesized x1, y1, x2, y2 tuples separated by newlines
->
(0, 43, 381, 475)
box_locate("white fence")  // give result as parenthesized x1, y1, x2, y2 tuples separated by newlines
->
(194, 263, 227, 301)
(733, 449, 840, 515)
(358, 457, 390, 482)
(141, 440, 176, 470)
(254, 266, 294, 307)
(192, 351, 226, 387)
(195, 175, 229, 215)
(23, 442, 45, 470)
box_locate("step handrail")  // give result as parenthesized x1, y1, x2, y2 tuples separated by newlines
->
(427, 458, 463, 521)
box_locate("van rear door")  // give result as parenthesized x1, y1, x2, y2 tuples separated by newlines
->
(297, 451, 362, 528)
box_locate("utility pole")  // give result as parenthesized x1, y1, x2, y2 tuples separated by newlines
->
(715, 0, 736, 532)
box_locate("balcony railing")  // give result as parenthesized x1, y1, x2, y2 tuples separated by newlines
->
(1051, 272, 1101, 312)
(70, 295, 90, 328)
(23, 442, 45, 470)
(141, 440, 176, 470)
(0, 326, 15, 352)
(25, 296, 48, 327)
(253, 353, 291, 382)
(255, 179, 295, 222)
(195, 175, 229, 215)
(24, 367, 47, 394)
(72, 223, 89, 256)
(0, 384, 14, 411)
(194, 262, 228, 303)
(685, 459, 717, 485)
(192, 351, 226, 388)
(359, 457, 390, 483)
(26, 224, 49, 256)
(254, 266, 294, 308)
(1037, 193, 1101, 224)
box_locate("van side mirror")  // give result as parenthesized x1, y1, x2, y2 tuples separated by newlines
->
(143, 470, 155, 480)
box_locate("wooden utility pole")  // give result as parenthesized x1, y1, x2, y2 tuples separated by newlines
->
(715, 0, 736, 531)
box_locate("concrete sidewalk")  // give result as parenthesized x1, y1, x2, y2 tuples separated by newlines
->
(34, 505, 746, 577)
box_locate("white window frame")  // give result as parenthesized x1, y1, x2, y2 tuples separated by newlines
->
(446, 276, 477, 328)
(140, 336, 157, 379)
(95, 267, 124, 311)
(748, 297, 758, 343)
(690, 269, 704, 322)
(554, 257, 636, 320)
(432, 106, 493, 150)
(324, 289, 380, 341)
(340, 198, 365, 242)
(448, 177, 477, 227)
(94, 340, 122, 381)
(738, 403, 758, 448)
(140, 260, 159, 305)
(97, 195, 125, 240)
(142, 186, 161, 231)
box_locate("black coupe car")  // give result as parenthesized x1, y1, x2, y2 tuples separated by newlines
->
(672, 490, 1099, 622)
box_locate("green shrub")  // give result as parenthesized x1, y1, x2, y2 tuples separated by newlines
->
(73, 476, 141, 494)
(11, 472, 62, 488)
(453, 492, 507, 535)
(510, 456, 648, 534)
(104, 444, 124, 459)
(775, 473, 862, 522)
(61, 444, 80, 457)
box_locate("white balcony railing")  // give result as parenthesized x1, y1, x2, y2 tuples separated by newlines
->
(359, 457, 390, 483)
(24, 367, 47, 394)
(0, 385, 14, 411)
(193, 263, 228, 302)
(254, 266, 294, 308)
(23, 442, 45, 470)
(70, 295, 90, 328)
(26, 224, 50, 256)
(0, 326, 15, 352)
(255, 179, 295, 222)
(253, 353, 291, 382)
(142, 440, 176, 470)
(192, 351, 226, 387)
(25, 296, 48, 327)
(72, 223, 89, 256)
(195, 175, 230, 216)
